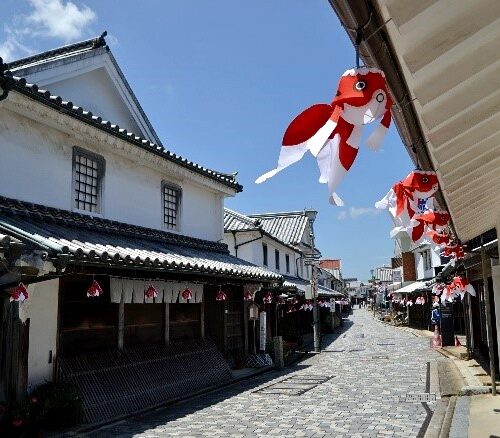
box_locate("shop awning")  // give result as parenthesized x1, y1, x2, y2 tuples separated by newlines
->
(0, 196, 282, 283)
(394, 281, 430, 294)
(282, 276, 344, 297)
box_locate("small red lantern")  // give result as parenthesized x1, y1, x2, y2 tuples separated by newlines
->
(216, 287, 227, 301)
(87, 280, 103, 297)
(10, 283, 29, 302)
(144, 284, 158, 299)
(182, 288, 193, 300)
(277, 297, 285, 305)
(244, 290, 254, 301)
(292, 297, 299, 305)
(286, 305, 296, 314)
(263, 291, 273, 304)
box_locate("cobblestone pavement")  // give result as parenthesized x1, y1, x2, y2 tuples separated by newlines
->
(85, 309, 441, 437)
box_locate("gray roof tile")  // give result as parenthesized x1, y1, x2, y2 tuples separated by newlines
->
(0, 196, 281, 282)
(248, 212, 309, 246)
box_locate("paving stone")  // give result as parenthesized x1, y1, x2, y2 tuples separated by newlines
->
(86, 310, 441, 438)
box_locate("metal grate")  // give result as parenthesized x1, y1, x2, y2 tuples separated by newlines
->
(405, 393, 436, 403)
(163, 184, 180, 230)
(74, 151, 101, 213)
(253, 374, 333, 396)
(57, 339, 233, 424)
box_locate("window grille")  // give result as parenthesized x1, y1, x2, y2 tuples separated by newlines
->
(73, 149, 103, 213)
(275, 249, 280, 270)
(163, 184, 181, 230)
(262, 244, 268, 266)
(285, 254, 290, 273)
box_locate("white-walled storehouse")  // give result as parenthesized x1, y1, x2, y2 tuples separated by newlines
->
(0, 35, 280, 422)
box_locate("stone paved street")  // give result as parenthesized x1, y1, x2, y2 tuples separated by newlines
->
(85, 309, 441, 437)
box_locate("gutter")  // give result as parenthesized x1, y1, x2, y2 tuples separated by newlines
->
(327, 0, 459, 240)
(231, 230, 263, 258)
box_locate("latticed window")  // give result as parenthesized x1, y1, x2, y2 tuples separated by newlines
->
(163, 183, 181, 230)
(73, 148, 103, 213)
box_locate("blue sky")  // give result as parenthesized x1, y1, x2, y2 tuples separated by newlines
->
(0, 0, 413, 281)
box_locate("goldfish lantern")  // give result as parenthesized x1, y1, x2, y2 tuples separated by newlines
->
(181, 288, 193, 300)
(87, 280, 103, 298)
(375, 170, 439, 240)
(10, 283, 29, 302)
(216, 288, 227, 301)
(256, 67, 392, 205)
(443, 243, 465, 260)
(450, 276, 476, 298)
(244, 290, 254, 301)
(409, 210, 450, 243)
(263, 291, 273, 304)
(145, 284, 158, 299)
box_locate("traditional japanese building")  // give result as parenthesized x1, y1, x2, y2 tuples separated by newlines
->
(224, 208, 344, 346)
(0, 34, 281, 423)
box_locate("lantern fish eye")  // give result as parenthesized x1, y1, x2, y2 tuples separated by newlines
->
(422, 177, 428, 183)
(354, 81, 366, 91)
(376, 92, 385, 102)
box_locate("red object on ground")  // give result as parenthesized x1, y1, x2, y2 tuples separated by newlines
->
(432, 325, 442, 349)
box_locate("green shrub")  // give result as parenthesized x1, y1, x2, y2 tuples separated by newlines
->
(29, 382, 82, 429)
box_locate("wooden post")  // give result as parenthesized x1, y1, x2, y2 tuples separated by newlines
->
(243, 301, 248, 355)
(164, 303, 170, 344)
(200, 301, 205, 339)
(481, 246, 497, 395)
(117, 301, 124, 350)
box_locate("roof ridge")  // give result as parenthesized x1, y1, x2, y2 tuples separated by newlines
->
(0, 73, 242, 192)
(5, 32, 108, 70)
(224, 208, 259, 226)
(0, 195, 229, 254)
(248, 211, 306, 218)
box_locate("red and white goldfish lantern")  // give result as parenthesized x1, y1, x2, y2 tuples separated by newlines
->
(443, 243, 465, 260)
(244, 290, 254, 301)
(376, 170, 439, 241)
(87, 280, 103, 298)
(216, 288, 227, 301)
(263, 291, 273, 304)
(145, 284, 158, 299)
(181, 288, 193, 300)
(10, 283, 29, 302)
(256, 68, 392, 205)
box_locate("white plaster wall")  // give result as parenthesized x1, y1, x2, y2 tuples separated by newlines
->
(0, 109, 224, 241)
(18, 279, 59, 390)
(0, 109, 73, 210)
(37, 68, 144, 137)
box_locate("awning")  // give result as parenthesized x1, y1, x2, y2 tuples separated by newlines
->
(0, 196, 282, 283)
(282, 276, 344, 297)
(394, 281, 430, 294)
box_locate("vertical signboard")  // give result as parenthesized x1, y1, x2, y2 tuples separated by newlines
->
(259, 311, 267, 352)
(440, 302, 454, 346)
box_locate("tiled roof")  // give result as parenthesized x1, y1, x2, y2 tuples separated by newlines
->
(0, 58, 242, 193)
(247, 211, 309, 246)
(320, 259, 341, 270)
(0, 196, 281, 282)
(5, 32, 107, 70)
(282, 275, 344, 297)
(224, 209, 260, 232)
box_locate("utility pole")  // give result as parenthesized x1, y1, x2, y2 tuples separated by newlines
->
(305, 209, 320, 353)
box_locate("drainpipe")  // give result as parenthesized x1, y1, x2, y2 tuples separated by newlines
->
(231, 230, 263, 258)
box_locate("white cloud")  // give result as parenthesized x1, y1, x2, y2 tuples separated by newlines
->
(0, 0, 97, 60)
(26, 0, 96, 41)
(337, 207, 382, 220)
